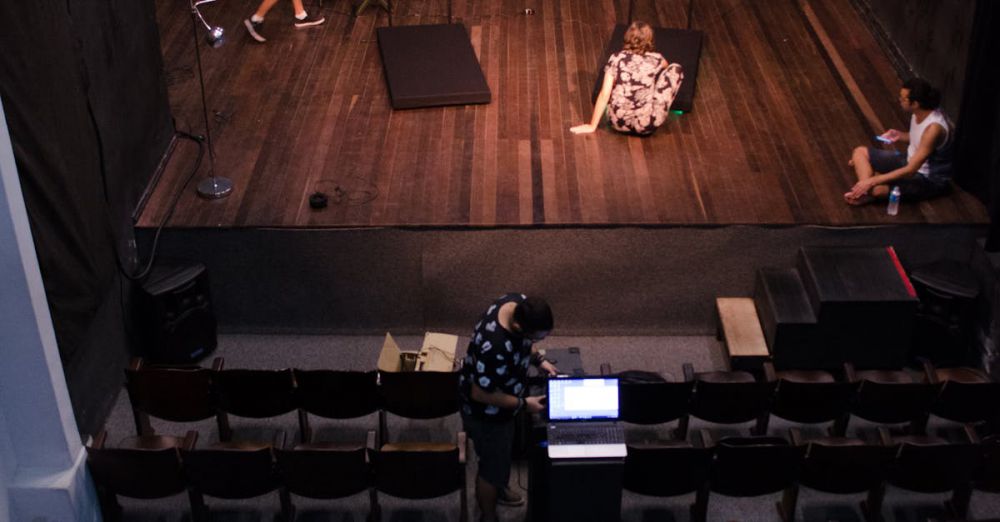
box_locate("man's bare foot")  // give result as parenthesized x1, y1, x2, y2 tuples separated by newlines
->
(844, 192, 874, 206)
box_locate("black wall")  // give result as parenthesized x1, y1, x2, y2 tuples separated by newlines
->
(0, 0, 173, 434)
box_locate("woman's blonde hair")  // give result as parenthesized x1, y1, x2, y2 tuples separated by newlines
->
(623, 21, 655, 54)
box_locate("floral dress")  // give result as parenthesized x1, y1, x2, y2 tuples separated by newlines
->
(605, 50, 684, 135)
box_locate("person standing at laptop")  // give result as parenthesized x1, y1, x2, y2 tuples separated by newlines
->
(459, 293, 558, 522)
(243, 0, 325, 43)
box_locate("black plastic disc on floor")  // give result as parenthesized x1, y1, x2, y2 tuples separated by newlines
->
(377, 23, 491, 109)
(592, 24, 705, 112)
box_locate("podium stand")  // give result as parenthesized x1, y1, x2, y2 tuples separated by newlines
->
(527, 443, 624, 522)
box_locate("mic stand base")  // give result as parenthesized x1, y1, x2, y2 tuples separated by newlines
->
(196, 176, 234, 199)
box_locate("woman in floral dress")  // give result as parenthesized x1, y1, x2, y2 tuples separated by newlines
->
(571, 21, 684, 136)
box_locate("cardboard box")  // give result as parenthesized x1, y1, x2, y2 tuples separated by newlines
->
(377, 332, 458, 372)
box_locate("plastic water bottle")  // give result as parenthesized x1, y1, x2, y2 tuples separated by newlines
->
(887, 186, 901, 216)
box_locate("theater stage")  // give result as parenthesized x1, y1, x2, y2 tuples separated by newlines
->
(137, 0, 989, 336)
(143, 0, 987, 229)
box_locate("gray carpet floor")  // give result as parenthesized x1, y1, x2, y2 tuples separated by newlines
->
(99, 334, 1000, 522)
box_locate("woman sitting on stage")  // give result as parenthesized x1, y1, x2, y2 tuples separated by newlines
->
(571, 21, 684, 136)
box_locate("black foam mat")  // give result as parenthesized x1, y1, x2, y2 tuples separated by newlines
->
(592, 24, 704, 112)
(377, 23, 491, 109)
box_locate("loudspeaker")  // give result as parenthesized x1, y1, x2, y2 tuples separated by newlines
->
(135, 261, 217, 364)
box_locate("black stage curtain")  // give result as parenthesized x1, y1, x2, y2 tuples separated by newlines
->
(0, 0, 173, 362)
(955, 0, 1000, 249)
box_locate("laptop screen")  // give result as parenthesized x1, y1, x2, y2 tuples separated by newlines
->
(547, 377, 620, 421)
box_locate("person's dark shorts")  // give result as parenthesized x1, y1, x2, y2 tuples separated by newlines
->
(867, 147, 951, 201)
(461, 412, 515, 489)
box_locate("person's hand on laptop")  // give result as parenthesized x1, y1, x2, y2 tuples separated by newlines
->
(539, 359, 559, 376)
(525, 396, 547, 413)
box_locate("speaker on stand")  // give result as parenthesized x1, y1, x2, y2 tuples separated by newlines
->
(134, 261, 217, 364)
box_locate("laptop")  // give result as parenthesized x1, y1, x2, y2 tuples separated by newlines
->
(546, 376, 627, 459)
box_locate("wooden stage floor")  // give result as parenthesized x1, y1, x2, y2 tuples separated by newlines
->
(141, 0, 987, 228)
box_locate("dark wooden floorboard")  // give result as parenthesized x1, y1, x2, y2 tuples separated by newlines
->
(141, 0, 987, 228)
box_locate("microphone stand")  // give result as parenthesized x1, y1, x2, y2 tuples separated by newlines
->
(190, 0, 233, 199)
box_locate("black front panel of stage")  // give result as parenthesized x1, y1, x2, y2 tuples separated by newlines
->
(592, 24, 704, 112)
(377, 23, 491, 109)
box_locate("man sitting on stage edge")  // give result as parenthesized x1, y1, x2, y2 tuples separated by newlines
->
(845, 77, 954, 206)
(243, 0, 324, 43)
(459, 294, 558, 522)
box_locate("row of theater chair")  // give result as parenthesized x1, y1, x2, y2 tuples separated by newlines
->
(86, 428, 468, 522)
(603, 361, 1000, 438)
(127, 356, 1000, 446)
(623, 427, 1000, 522)
(125, 357, 460, 444)
(87, 425, 1000, 522)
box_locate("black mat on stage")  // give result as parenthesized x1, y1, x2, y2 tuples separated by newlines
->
(377, 23, 491, 109)
(592, 24, 704, 112)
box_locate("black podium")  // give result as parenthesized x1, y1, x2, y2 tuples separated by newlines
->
(528, 444, 624, 522)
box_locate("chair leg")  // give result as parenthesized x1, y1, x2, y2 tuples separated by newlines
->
(297, 409, 311, 444)
(216, 412, 232, 442)
(831, 414, 849, 437)
(753, 413, 770, 436)
(779, 485, 798, 522)
(368, 489, 381, 522)
(674, 415, 690, 441)
(861, 483, 885, 522)
(948, 485, 972, 520)
(97, 490, 123, 522)
(460, 480, 468, 522)
(691, 485, 709, 522)
(188, 489, 209, 522)
(278, 488, 295, 522)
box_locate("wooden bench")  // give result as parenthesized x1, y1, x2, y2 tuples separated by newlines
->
(716, 297, 770, 371)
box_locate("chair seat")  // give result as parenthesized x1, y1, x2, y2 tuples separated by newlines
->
(777, 370, 835, 383)
(857, 370, 914, 384)
(936, 367, 990, 383)
(210, 440, 274, 451)
(118, 435, 188, 450)
(381, 442, 456, 452)
(698, 371, 755, 383)
(892, 435, 949, 446)
(293, 441, 366, 451)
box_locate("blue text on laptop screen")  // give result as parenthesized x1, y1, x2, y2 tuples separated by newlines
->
(548, 378, 619, 420)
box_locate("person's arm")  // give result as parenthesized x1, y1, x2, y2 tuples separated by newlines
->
(880, 128, 910, 144)
(470, 384, 546, 413)
(848, 123, 943, 198)
(570, 70, 615, 134)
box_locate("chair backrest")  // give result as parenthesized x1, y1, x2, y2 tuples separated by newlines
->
(623, 441, 711, 497)
(294, 369, 379, 419)
(373, 446, 463, 499)
(87, 445, 187, 499)
(379, 371, 460, 419)
(853, 380, 938, 425)
(771, 380, 856, 424)
(690, 378, 776, 425)
(182, 446, 280, 499)
(620, 381, 693, 425)
(275, 446, 371, 499)
(932, 380, 1000, 424)
(125, 363, 216, 434)
(798, 439, 895, 494)
(214, 368, 298, 418)
(887, 438, 983, 494)
(709, 437, 802, 496)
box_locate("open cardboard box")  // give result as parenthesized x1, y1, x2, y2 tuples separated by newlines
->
(377, 332, 458, 372)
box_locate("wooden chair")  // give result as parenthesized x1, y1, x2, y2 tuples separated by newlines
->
(275, 430, 378, 521)
(213, 368, 298, 441)
(780, 429, 896, 522)
(696, 431, 803, 522)
(182, 433, 292, 522)
(874, 427, 983, 521)
(761, 362, 856, 435)
(294, 369, 379, 444)
(837, 363, 939, 435)
(622, 436, 712, 520)
(372, 432, 468, 522)
(924, 363, 1000, 426)
(683, 363, 777, 436)
(378, 370, 460, 444)
(602, 363, 694, 440)
(124, 357, 222, 437)
(85, 428, 197, 522)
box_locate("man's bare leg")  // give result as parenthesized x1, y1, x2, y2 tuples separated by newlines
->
(477, 476, 499, 522)
(253, 0, 282, 19)
(845, 146, 889, 205)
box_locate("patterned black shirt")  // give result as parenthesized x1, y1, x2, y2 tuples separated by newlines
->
(459, 293, 535, 421)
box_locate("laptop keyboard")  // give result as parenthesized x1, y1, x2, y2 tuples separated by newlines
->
(548, 423, 625, 445)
